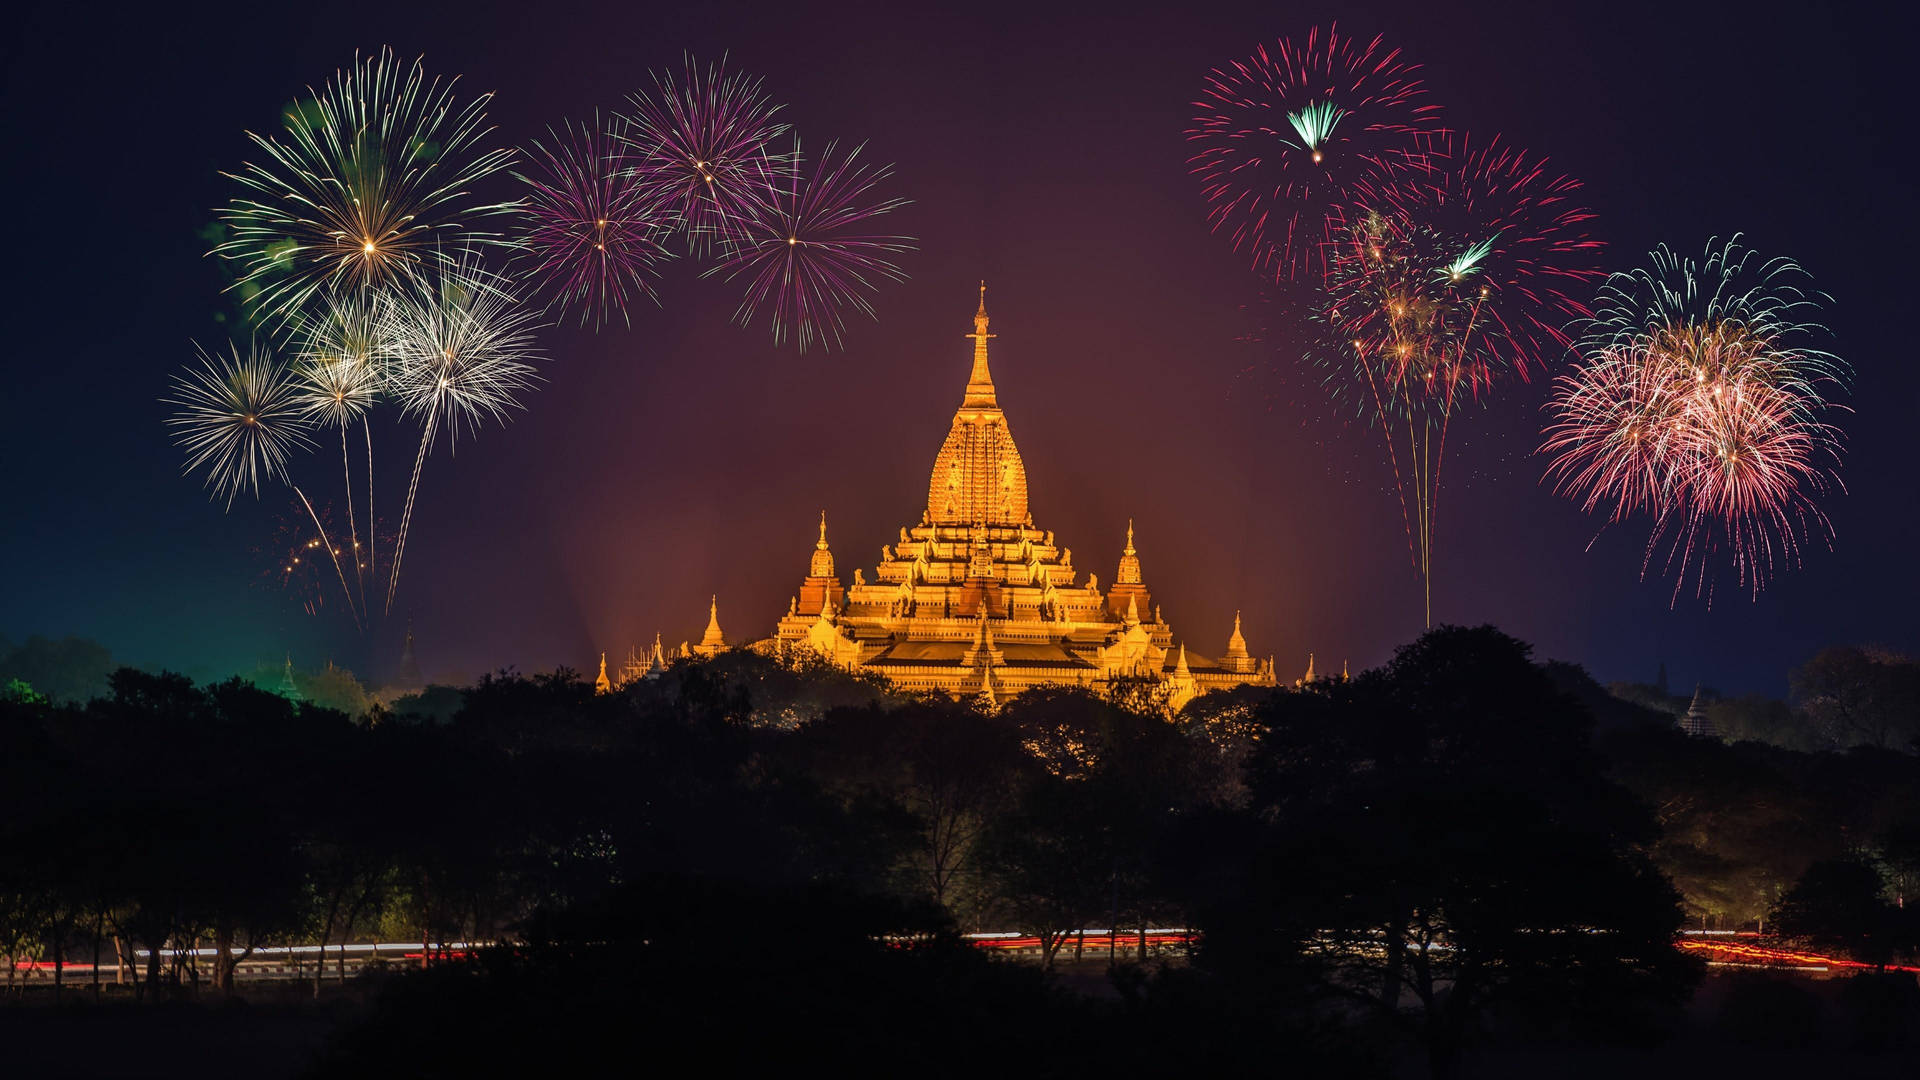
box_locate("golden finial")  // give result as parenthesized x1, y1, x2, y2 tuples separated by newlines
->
(817, 510, 828, 548)
(1124, 518, 1136, 556)
(963, 281, 997, 409)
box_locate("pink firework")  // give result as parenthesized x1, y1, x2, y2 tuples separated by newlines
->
(1187, 24, 1442, 283)
(519, 115, 675, 327)
(705, 139, 913, 353)
(1539, 339, 1688, 523)
(1338, 132, 1605, 388)
(1544, 240, 1849, 602)
(620, 56, 790, 255)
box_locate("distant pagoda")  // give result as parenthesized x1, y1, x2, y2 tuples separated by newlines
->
(1680, 684, 1716, 738)
(276, 654, 302, 702)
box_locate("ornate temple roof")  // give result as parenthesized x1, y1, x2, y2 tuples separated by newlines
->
(927, 284, 1029, 525)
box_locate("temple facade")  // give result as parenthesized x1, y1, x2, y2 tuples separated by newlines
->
(748, 285, 1277, 708)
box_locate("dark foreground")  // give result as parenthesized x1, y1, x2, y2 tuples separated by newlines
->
(9, 627, 1920, 1076)
(4, 965, 1918, 1080)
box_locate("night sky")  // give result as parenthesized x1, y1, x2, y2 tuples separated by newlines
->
(3, 0, 1913, 696)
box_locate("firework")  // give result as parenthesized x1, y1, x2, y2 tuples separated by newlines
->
(380, 257, 544, 610)
(518, 115, 677, 327)
(1299, 136, 1602, 627)
(166, 340, 314, 507)
(619, 56, 790, 254)
(1543, 238, 1849, 601)
(704, 138, 913, 352)
(168, 339, 367, 626)
(292, 309, 383, 428)
(1187, 24, 1441, 282)
(291, 290, 390, 617)
(213, 48, 518, 327)
(257, 500, 387, 616)
(1333, 133, 1605, 393)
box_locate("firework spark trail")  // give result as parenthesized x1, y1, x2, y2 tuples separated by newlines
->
(388, 416, 436, 617)
(213, 48, 518, 328)
(1543, 237, 1849, 602)
(518, 114, 677, 327)
(363, 414, 376, 608)
(619, 55, 790, 257)
(705, 138, 914, 352)
(380, 258, 543, 612)
(293, 291, 387, 620)
(291, 485, 361, 632)
(1187, 24, 1442, 283)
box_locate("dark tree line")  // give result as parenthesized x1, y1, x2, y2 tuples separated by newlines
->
(6, 627, 1920, 1075)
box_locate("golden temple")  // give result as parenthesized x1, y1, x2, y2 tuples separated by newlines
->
(747, 284, 1276, 707)
(611, 285, 1278, 707)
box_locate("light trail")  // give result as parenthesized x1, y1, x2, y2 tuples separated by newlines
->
(1677, 938, 1920, 974)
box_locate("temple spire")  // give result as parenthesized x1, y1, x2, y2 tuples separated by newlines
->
(810, 511, 836, 578)
(962, 281, 997, 409)
(1225, 610, 1249, 658)
(1116, 518, 1143, 585)
(594, 652, 611, 694)
(697, 595, 727, 656)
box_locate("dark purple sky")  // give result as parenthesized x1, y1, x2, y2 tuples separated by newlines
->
(3, 0, 1912, 695)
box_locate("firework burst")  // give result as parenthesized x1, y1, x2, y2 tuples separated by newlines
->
(166, 340, 314, 507)
(620, 56, 790, 255)
(1187, 24, 1442, 283)
(518, 114, 677, 327)
(213, 48, 518, 327)
(1304, 138, 1602, 627)
(704, 138, 913, 352)
(380, 257, 543, 611)
(1336, 133, 1604, 390)
(1543, 237, 1849, 601)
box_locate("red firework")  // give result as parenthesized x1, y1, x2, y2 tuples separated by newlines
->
(1187, 24, 1442, 283)
(519, 115, 676, 327)
(620, 56, 791, 255)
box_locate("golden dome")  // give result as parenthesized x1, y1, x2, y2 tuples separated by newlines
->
(927, 284, 1029, 525)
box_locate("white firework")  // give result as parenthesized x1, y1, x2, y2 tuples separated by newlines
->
(379, 257, 544, 609)
(166, 340, 314, 508)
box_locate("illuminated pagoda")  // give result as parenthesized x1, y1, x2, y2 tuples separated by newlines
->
(749, 284, 1276, 704)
